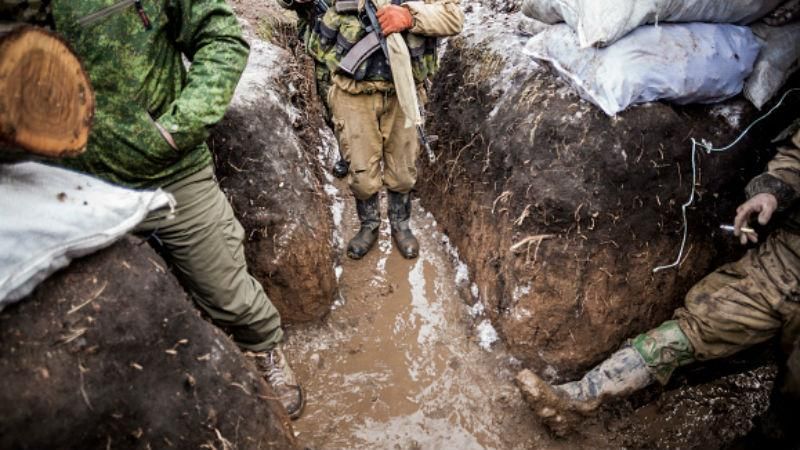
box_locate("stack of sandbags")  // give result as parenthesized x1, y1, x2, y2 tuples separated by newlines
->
(521, 0, 782, 48)
(520, 0, 799, 114)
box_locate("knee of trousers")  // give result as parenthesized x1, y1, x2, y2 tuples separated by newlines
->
(385, 174, 416, 194)
(349, 172, 383, 200)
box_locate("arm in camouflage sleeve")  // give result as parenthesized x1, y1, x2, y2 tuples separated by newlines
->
(157, 0, 250, 152)
(403, 0, 464, 37)
(746, 139, 800, 212)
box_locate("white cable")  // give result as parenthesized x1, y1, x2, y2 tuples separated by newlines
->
(653, 88, 800, 273)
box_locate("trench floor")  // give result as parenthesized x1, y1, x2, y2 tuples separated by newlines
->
(282, 182, 564, 449)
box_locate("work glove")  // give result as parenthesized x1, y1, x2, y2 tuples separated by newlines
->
(377, 5, 413, 35)
(733, 193, 778, 245)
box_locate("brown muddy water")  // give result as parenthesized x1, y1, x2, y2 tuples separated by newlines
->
(283, 168, 560, 449)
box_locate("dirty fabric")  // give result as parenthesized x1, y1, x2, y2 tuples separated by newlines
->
(630, 320, 695, 384)
(0, 162, 173, 308)
(301, 0, 462, 93)
(524, 22, 761, 116)
(675, 228, 800, 362)
(328, 85, 420, 199)
(521, 0, 782, 48)
(136, 167, 284, 351)
(746, 144, 800, 211)
(8, 0, 249, 189)
(673, 139, 800, 369)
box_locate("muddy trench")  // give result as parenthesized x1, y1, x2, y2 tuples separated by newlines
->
(4, 2, 793, 448)
(217, 1, 800, 448)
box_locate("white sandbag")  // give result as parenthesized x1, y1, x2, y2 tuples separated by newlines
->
(0, 162, 174, 308)
(522, 0, 782, 48)
(524, 23, 762, 116)
(745, 22, 800, 109)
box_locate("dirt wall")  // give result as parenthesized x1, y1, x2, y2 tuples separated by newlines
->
(210, 32, 337, 323)
(420, 7, 796, 378)
(0, 238, 299, 450)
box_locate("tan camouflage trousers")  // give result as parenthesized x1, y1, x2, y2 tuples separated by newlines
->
(328, 84, 420, 200)
(676, 227, 800, 361)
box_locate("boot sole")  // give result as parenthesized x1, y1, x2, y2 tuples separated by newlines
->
(288, 385, 306, 420)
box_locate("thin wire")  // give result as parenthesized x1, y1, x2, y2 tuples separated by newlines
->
(653, 88, 800, 273)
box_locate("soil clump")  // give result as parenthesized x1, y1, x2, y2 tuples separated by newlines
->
(0, 238, 298, 450)
(421, 5, 796, 376)
(210, 20, 336, 323)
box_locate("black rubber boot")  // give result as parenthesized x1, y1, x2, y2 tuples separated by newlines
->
(388, 190, 419, 259)
(347, 194, 380, 260)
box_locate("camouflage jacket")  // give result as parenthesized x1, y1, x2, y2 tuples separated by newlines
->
(283, 0, 463, 93)
(1, 0, 249, 189)
(746, 120, 800, 214)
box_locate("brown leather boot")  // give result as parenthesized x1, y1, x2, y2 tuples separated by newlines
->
(388, 190, 419, 259)
(248, 348, 305, 420)
(347, 193, 380, 260)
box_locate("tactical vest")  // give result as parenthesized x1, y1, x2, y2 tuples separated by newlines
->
(306, 0, 439, 84)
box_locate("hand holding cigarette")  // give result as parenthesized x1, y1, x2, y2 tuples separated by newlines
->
(731, 193, 779, 245)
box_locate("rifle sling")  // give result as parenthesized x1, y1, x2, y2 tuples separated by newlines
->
(338, 32, 382, 76)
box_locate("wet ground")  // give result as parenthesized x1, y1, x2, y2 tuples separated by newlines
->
(282, 138, 558, 450)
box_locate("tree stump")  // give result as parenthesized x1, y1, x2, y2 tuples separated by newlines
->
(0, 26, 94, 160)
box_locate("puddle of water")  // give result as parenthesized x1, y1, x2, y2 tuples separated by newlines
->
(283, 188, 554, 450)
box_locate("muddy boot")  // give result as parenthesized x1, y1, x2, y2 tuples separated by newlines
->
(347, 194, 380, 260)
(515, 347, 654, 437)
(248, 348, 305, 420)
(387, 190, 419, 259)
(516, 321, 695, 436)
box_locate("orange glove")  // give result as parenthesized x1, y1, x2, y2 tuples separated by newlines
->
(377, 5, 413, 35)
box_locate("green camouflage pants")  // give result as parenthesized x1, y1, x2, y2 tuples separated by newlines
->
(135, 166, 283, 352)
(634, 227, 800, 384)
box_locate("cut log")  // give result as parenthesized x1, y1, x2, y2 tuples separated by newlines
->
(0, 26, 94, 159)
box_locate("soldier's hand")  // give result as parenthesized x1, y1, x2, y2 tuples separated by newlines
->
(733, 193, 778, 245)
(377, 5, 413, 35)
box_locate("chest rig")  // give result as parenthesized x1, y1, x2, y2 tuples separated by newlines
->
(309, 0, 439, 83)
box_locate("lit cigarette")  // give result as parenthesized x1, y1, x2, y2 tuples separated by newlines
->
(720, 224, 755, 234)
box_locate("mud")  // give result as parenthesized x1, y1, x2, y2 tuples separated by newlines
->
(419, 4, 799, 379)
(0, 238, 298, 450)
(283, 179, 559, 449)
(210, 24, 336, 323)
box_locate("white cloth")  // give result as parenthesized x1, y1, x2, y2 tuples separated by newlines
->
(0, 162, 174, 308)
(372, 0, 423, 128)
(522, 0, 782, 48)
(524, 23, 761, 116)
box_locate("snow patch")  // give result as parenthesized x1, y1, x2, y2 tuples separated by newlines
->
(711, 103, 746, 129)
(468, 301, 485, 318)
(476, 319, 499, 351)
(454, 261, 470, 286)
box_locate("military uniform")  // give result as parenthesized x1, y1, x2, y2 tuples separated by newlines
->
(634, 125, 800, 383)
(516, 123, 800, 437)
(1, 0, 283, 351)
(311, 0, 462, 200)
(281, 0, 463, 259)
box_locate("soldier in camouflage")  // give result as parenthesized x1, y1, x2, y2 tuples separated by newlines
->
(0, 0, 304, 419)
(279, 0, 464, 260)
(516, 120, 800, 437)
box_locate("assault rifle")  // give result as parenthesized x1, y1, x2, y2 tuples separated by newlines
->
(338, 0, 438, 163)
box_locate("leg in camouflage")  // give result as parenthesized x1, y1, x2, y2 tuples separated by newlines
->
(517, 227, 800, 436)
(516, 322, 692, 437)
